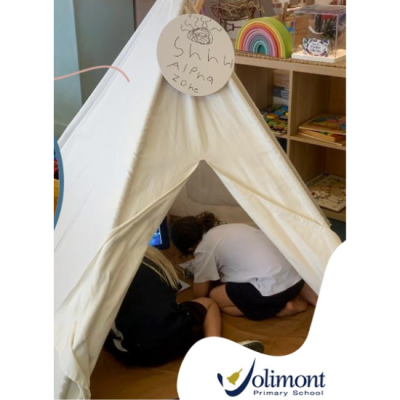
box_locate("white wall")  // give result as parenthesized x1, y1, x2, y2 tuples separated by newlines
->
(74, 0, 134, 102)
(54, 0, 135, 139)
(54, 0, 82, 139)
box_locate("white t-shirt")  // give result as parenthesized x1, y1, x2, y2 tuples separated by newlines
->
(193, 224, 301, 296)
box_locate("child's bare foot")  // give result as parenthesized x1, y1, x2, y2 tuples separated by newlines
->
(300, 283, 318, 306)
(276, 298, 308, 317)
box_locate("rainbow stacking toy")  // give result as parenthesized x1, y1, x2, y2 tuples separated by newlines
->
(235, 17, 292, 58)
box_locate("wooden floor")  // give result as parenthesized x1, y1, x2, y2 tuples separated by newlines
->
(90, 246, 315, 399)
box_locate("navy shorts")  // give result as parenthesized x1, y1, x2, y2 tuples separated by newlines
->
(226, 279, 305, 321)
(104, 301, 206, 367)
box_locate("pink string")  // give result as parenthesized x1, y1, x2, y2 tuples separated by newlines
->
(53, 65, 130, 82)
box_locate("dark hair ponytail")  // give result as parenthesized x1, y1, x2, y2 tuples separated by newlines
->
(170, 212, 222, 255)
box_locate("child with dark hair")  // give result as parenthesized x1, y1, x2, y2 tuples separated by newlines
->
(171, 212, 223, 256)
(170, 212, 318, 321)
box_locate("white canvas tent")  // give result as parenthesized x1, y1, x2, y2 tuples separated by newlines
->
(54, 0, 341, 398)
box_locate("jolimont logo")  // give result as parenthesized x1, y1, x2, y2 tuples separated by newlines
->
(218, 359, 256, 397)
(217, 359, 326, 397)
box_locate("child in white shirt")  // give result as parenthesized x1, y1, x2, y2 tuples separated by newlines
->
(170, 212, 317, 320)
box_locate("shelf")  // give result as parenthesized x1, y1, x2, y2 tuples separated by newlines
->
(235, 51, 346, 78)
(323, 207, 346, 223)
(234, 53, 346, 226)
(273, 133, 288, 139)
(291, 135, 346, 151)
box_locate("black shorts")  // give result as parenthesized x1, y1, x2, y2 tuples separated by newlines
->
(182, 300, 208, 338)
(226, 279, 305, 321)
(105, 301, 207, 367)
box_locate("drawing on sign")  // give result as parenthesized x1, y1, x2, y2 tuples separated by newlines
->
(180, 16, 222, 45)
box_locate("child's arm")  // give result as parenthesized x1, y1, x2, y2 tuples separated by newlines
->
(193, 281, 211, 298)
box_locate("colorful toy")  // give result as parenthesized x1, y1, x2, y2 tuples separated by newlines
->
(235, 17, 293, 58)
(260, 105, 289, 135)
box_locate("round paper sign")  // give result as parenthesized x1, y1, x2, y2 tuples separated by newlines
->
(157, 15, 235, 97)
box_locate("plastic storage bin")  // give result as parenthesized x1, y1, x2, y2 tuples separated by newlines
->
(291, 5, 346, 63)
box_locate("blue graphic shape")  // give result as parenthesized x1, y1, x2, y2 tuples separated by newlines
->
(54, 136, 64, 229)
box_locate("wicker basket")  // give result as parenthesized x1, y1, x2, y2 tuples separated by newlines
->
(211, 0, 262, 22)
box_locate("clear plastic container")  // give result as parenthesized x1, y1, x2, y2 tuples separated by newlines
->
(291, 5, 346, 63)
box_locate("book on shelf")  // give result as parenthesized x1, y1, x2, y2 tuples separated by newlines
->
(273, 86, 289, 106)
(299, 114, 346, 136)
(273, 86, 289, 99)
(298, 129, 346, 145)
(307, 173, 346, 212)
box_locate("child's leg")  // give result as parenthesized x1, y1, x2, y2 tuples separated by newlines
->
(299, 283, 318, 306)
(276, 281, 315, 317)
(275, 297, 308, 317)
(209, 285, 244, 317)
(212, 282, 308, 319)
(191, 297, 222, 337)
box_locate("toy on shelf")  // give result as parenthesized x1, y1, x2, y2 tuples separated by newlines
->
(211, 0, 262, 32)
(298, 113, 346, 146)
(291, 5, 346, 63)
(261, 104, 289, 135)
(300, 114, 346, 135)
(235, 17, 292, 58)
(307, 173, 346, 212)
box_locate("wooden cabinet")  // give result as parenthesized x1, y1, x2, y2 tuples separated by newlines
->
(235, 53, 346, 222)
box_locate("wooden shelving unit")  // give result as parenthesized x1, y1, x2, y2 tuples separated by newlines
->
(235, 52, 346, 78)
(235, 52, 346, 222)
(290, 134, 346, 151)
